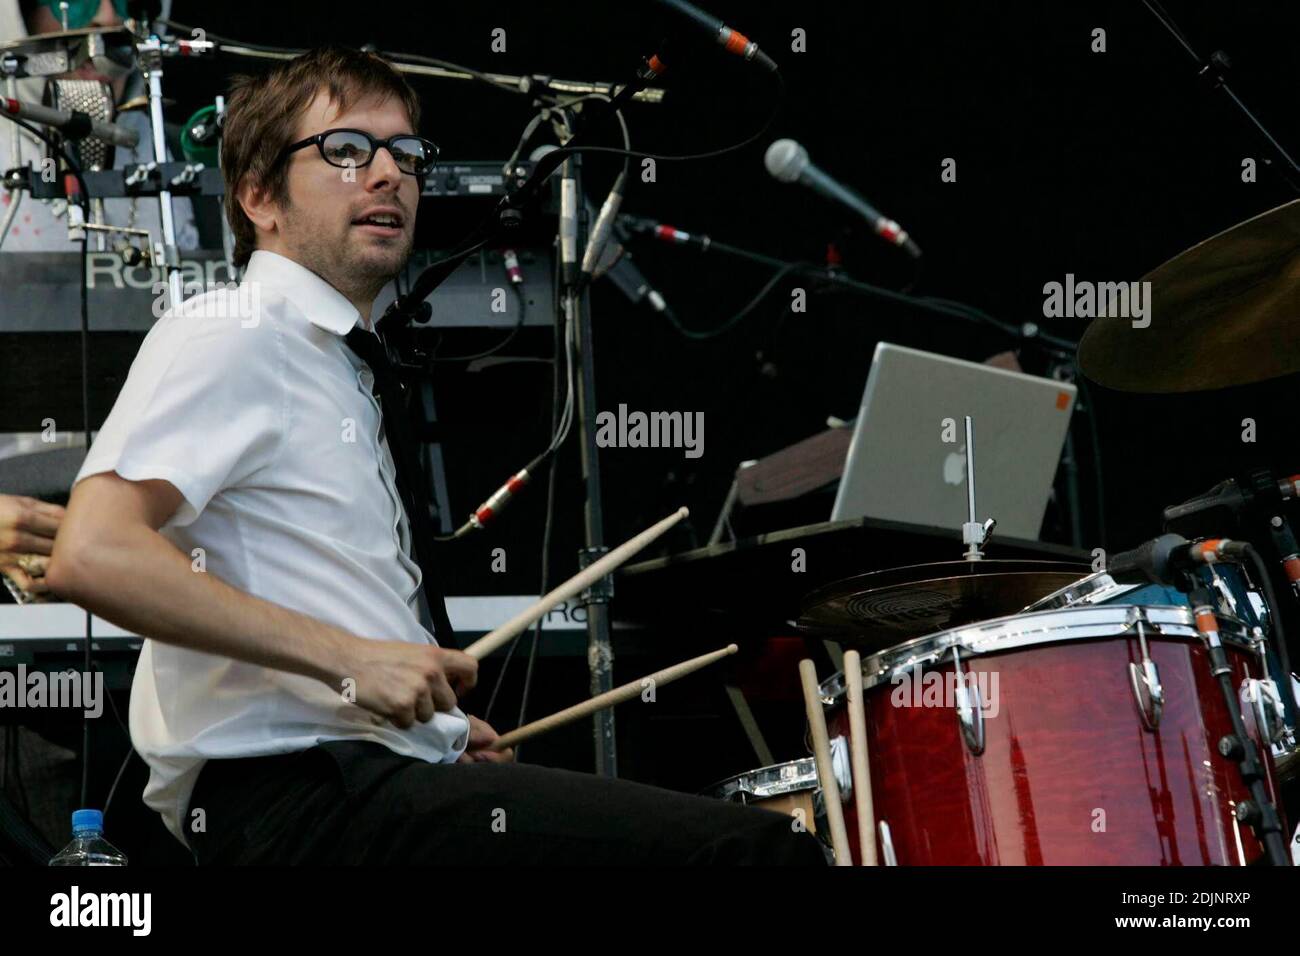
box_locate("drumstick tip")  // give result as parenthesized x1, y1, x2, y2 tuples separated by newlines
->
(725, 643, 738, 655)
(676, 505, 690, 519)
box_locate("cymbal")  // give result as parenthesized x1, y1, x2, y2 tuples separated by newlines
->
(0, 28, 134, 78)
(1077, 200, 1300, 393)
(798, 560, 1088, 650)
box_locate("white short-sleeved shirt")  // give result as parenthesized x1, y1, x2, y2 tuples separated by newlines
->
(75, 249, 469, 845)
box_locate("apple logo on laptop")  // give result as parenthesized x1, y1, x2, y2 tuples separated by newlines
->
(943, 448, 966, 486)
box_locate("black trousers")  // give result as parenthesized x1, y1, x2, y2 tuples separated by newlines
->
(186, 740, 828, 866)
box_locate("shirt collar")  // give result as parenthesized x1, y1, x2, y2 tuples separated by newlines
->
(242, 250, 366, 337)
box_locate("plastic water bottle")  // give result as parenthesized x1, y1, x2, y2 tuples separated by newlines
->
(49, 809, 127, 866)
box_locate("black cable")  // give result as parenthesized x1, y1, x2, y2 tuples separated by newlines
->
(514, 255, 568, 760)
(1245, 545, 1300, 732)
(515, 443, 559, 764)
(648, 248, 1081, 351)
(560, 93, 633, 181)
(662, 259, 808, 340)
(77, 230, 91, 812)
(900, 254, 924, 295)
(8, 726, 31, 819)
(101, 743, 135, 822)
(102, 746, 134, 821)
(157, 19, 301, 56)
(503, 112, 549, 176)
(432, 283, 528, 363)
(483, 254, 567, 732)
(377, 50, 527, 96)
(0, 114, 89, 199)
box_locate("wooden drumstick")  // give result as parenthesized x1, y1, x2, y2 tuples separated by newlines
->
(488, 644, 738, 750)
(842, 650, 878, 866)
(464, 507, 690, 661)
(799, 658, 852, 866)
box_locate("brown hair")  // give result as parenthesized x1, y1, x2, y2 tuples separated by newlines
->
(221, 46, 422, 267)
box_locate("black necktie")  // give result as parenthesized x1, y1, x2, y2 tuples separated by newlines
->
(344, 326, 457, 648)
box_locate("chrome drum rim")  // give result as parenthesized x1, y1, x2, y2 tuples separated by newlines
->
(819, 603, 1257, 701)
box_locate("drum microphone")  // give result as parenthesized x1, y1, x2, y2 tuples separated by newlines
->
(764, 139, 922, 259)
(1107, 533, 1250, 586)
(581, 170, 627, 280)
(0, 96, 139, 149)
(530, 146, 673, 317)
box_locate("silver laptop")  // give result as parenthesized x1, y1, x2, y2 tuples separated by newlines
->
(830, 342, 1077, 540)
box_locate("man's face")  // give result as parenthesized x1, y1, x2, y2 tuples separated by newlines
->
(266, 90, 420, 306)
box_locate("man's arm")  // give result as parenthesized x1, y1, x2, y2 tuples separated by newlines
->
(47, 472, 476, 728)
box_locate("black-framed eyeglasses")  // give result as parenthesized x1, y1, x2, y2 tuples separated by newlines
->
(279, 128, 439, 177)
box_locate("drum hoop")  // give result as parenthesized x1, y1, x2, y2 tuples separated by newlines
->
(701, 757, 819, 800)
(1021, 571, 1143, 611)
(817, 603, 1258, 701)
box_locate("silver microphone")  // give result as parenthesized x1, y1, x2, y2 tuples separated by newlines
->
(1, 94, 139, 150)
(765, 138, 920, 258)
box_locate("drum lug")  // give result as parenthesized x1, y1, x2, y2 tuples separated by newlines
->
(951, 646, 985, 755)
(829, 734, 853, 798)
(1126, 607, 1163, 731)
(1241, 677, 1288, 746)
(811, 736, 854, 836)
(878, 820, 898, 866)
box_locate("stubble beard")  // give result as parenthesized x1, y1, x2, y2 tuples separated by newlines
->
(282, 200, 412, 310)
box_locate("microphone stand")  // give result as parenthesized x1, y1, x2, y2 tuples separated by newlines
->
(1139, 0, 1300, 194)
(379, 53, 666, 778)
(1185, 576, 1291, 865)
(131, 16, 184, 306)
(561, 137, 619, 776)
(620, 219, 1079, 354)
(0, 67, 23, 247)
(1162, 471, 1300, 728)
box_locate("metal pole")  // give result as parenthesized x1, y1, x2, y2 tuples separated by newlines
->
(569, 282, 618, 777)
(138, 35, 184, 307)
(563, 144, 617, 776)
(0, 73, 25, 249)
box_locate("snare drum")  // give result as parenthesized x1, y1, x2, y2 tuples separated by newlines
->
(703, 759, 822, 833)
(703, 748, 851, 837)
(820, 604, 1286, 865)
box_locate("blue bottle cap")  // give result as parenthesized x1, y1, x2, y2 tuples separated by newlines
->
(71, 809, 103, 834)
